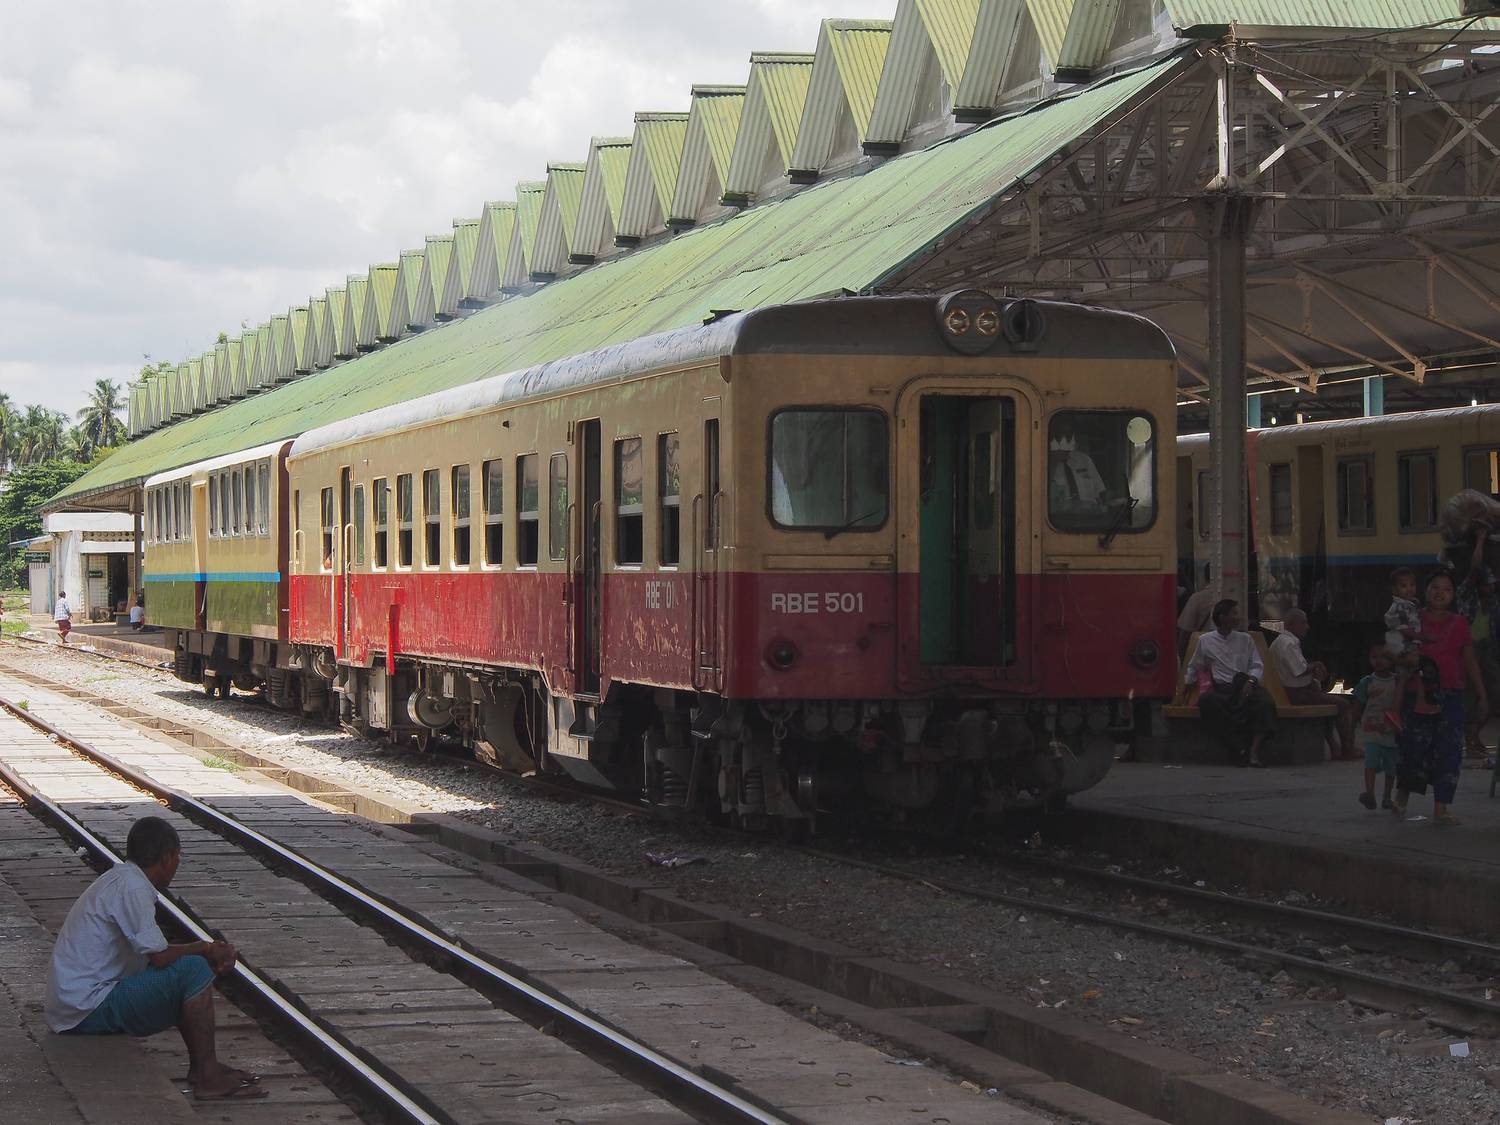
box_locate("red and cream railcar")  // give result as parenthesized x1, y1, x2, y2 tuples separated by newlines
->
(275, 292, 1176, 828)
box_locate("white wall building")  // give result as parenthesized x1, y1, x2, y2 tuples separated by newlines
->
(42, 512, 139, 622)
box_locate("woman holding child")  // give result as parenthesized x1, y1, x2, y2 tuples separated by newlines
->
(1394, 572, 1487, 826)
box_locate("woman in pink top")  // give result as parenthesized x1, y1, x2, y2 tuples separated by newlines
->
(1395, 572, 1487, 825)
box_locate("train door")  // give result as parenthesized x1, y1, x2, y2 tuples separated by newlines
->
(191, 479, 208, 632)
(338, 467, 352, 659)
(574, 420, 603, 697)
(694, 417, 723, 691)
(900, 385, 1028, 689)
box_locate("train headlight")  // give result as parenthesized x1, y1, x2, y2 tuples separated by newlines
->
(1129, 639, 1160, 670)
(936, 290, 1001, 355)
(766, 638, 799, 670)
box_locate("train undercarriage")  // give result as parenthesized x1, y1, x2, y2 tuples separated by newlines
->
(166, 628, 1130, 832)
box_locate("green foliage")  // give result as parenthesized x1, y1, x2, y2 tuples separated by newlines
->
(0, 459, 91, 586)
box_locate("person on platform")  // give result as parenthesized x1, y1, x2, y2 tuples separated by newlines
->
(1352, 645, 1401, 810)
(1393, 573, 1486, 826)
(1269, 608, 1357, 759)
(1385, 567, 1435, 716)
(45, 816, 264, 1101)
(53, 591, 72, 644)
(1176, 565, 1216, 657)
(1184, 599, 1276, 768)
(129, 595, 145, 631)
(1455, 529, 1500, 756)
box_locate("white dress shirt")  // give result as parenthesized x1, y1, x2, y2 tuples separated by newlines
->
(1185, 628, 1264, 688)
(46, 863, 168, 1032)
(1269, 631, 1314, 689)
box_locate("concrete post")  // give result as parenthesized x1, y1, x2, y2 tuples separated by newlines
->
(1363, 376, 1384, 416)
(1200, 195, 1258, 614)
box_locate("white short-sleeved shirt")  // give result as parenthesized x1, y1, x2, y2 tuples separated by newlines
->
(129, 605, 144, 623)
(45, 862, 168, 1032)
(1269, 631, 1314, 689)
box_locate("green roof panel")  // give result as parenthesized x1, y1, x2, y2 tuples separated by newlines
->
(1164, 0, 1500, 33)
(829, 22, 892, 137)
(915, 0, 982, 88)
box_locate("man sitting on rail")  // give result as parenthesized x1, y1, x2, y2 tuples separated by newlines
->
(1185, 599, 1276, 768)
(1269, 608, 1358, 759)
(44, 816, 264, 1101)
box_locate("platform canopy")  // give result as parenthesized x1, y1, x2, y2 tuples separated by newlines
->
(51, 52, 1185, 509)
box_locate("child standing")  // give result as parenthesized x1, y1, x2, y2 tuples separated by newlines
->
(1385, 567, 1436, 718)
(1352, 645, 1401, 809)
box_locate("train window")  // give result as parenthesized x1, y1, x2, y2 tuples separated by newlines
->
(423, 469, 442, 567)
(208, 476, 219, 538)
(548, 454, 569, 562)
(396, 474, 414, 568)
(353, 486, 366, 567)
(1464, 447, 1500, 499)
(659, 433, 680, 566)
(1047, 412, 1157, 534)
(769, 410, 887, 532)
(451, 465, 471, 567)
(1336, 457, 1375, 534)
(706, 420, 721, 548)
(482, 460, 503, 566)
(219, 473, 231, 538)
(258, 462, 271, 536)
(320, 488, 335, 569)
(615, 438, 644, 567)
(244, 467, 256, 538)
(517, 455, 539, 566)
(232, 469, 244, 537)
(1397, 451, 1438, 531)
(1269, 463, 1293, 536)
(373, 478, 389, 569)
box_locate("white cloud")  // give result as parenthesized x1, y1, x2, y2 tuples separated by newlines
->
(0, 0, 896, 417)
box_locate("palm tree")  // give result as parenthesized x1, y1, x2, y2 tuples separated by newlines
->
(0, 393, 16, 472)
(16, 405, 66, 464)
(61, 424, 93, 463)
(77, 378, 125, 451)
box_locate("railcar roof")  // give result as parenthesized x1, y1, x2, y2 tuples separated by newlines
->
(291, 293, 1172, 459)
(144, 439, 292, 488)
(1178, 403, 1500, 450)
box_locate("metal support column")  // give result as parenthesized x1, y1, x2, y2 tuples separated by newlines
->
(1363, 376, 1384, 417)
(1200, 195, 1258, 614)
(131, 497, 143, 601)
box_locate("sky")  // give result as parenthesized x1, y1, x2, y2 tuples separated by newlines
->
(0, 0, 898, 419)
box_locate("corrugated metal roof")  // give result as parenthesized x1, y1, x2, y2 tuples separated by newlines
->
(451, 216, 480, 298)
(697, 88, 745, 185)
(955, 0, 1030, 113)
(213, 341, 232, 399)
(326, 288, 352, 359)
(349, 274, 375, 350)
(54, 54, 1181, 504)
(551, 164, 585, 247)
(829, 21, 892, 137)
(755, 53, 816, 167)
(370, 263, 404, 340)
(506, 182, 546, 287)
(916, 0, 981, 88)
(200, 352, 219, 404)
(576, 137, 633, 261)
(311, 296, 333, 366)
(399, 250, 426, 324)
(670, 87, 746, 224)
(225, 337, 244, 396)
(1026, 0, 1075, 65)
(291, 307, 312, 373)
(425, 236, 455, 317)
(628, 113, 689, 232)
(269, 314, 294, 381)
(472, 201, 516, 296)
(1164, 1, 1500, 33)
(533, 164, 588, 277)
(1057, 0, 1119, 72)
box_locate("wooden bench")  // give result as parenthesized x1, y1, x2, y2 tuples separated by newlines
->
(1149, 632, 1341, 765)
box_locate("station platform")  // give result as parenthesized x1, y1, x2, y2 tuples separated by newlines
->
(1066, 756, 1500, 934)
(17, 615, 168, 665)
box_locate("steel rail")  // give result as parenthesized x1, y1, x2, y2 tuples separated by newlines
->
(0, 747, 442, 1125)
(793, 844, 1500, 1034)
(0, 691, 790, 1125)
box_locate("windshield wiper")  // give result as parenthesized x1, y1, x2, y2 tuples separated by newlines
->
(825, 510, 881, 540)
(1098, 496, 1139, 549)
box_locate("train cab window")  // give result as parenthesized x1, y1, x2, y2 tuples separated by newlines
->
(482, 459, 503, 566)
(705, 420, 721, 548)
(1464, 447, 1500, 499)
(353, 485, 366, 567)
(208, 476, 219, 538)
(548, 454, 569, 562)
(396, 474, 414, 567)
(1397, 451, 1438, 531)
(768, 410, 887, 532)
(258, 462, 271, 536)
(423, 469, 442, 567)
(244, 467, 256, 538)
(232, 469, 244, 537)
(451, 465, 471, 567)
(517, 455, 539, 566)
(615, 438, 644, 566)
(659, 433, 680, 566)
(1047, 412, 1157, 534)
(1336, 456, 1375, 534)
(1269, 463, 1293, 536)
(373, 478, 389, 569)
(320, 488, 335, 569)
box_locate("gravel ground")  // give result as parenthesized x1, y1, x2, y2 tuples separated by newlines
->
(7, 640, 1499, 1122)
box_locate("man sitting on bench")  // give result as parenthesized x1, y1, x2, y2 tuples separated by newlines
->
(1185, 599, 1276, 768)
(1270, 608, 1357, 759)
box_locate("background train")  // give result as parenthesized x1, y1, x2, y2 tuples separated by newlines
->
(1177, 404, 1500, 680)
(144, 291, 1179, 831)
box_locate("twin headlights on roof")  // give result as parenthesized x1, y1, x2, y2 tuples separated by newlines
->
(936, 290, 1047, 355)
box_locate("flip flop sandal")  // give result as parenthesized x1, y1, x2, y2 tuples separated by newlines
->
(195, 1080, 267, 1101)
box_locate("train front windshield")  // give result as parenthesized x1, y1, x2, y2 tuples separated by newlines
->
(1047, 411, 1157, 534)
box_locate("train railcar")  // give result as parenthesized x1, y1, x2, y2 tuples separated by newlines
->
(268, 291, 1178, 830)
(1177, 404, 1500, 677)
(143, 441, 293, 697)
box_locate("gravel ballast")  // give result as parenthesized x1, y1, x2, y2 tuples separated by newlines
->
(7, 639, 1498, 1122)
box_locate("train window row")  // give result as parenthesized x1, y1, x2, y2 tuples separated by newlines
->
(209, 461, 272, 541)
(146, 480, 191, 545)
(311, 434, 690, 573)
